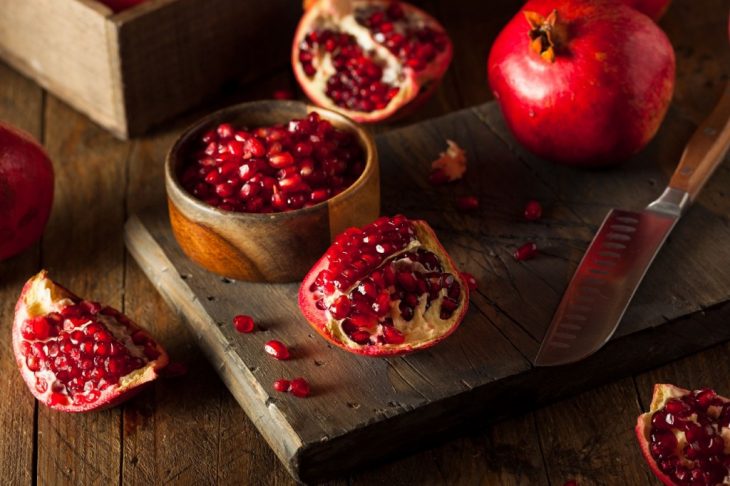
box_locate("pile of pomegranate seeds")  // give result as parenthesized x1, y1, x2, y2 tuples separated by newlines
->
(297, 2, 449, 113)
(179, 112, 365, 213)
(648, 388, 730, 485)
(309, 215, 463, 346)
(18, 302, 156, 407)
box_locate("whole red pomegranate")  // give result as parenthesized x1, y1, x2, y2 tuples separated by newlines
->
(13, 271, 169, 412)
(636, 384, 730, 485)
(292, 0, 453, 123)
(0, 123, 54, 260)
(488, 0, 675, 166)
(619, 0, 671, 21)
(299, 215, 469, 356)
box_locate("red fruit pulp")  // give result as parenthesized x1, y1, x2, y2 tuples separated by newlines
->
(13, 271, 169, 412)
(299, 215, 469, 356)
(292, 0, 452, 123)
(636, 384, 730, 485)
(0, 123, 54, 261)
(179, 112, 365, 213)
(487, 0, 675, 166)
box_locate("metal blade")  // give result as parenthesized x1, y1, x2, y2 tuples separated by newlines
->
(534, 208, 679, 366)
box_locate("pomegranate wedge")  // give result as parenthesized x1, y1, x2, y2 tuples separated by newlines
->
(299, 215, 469, 356)
(12, 271, 169, 412)
(292, 0, 452, 123)
(636, 384, 730, 485)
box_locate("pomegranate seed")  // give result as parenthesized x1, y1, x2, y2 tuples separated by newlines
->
(233, 315, 255, 333)
(273, 89, 294, 100)
(289, 377, 310, 398)
(513, 242, 538, 261)
(273, 379, 290, 392)
(382, 326, 405, 345)
(264, 340, 290, 360)
(462, 272, 477, 291)
(524, 200, 543, 221)
(455, 195, 479, 211)
(159, 362, 188, 378)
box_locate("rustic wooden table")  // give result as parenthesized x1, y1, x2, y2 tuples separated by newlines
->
(0, 0, 727, 484)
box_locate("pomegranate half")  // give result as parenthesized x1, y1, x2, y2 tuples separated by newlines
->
(292, 0, 453, 123)
(636, 384, 730, 485)
(298, 215, 469, 356)
(12, 271, 169, 412)
(487, 0, 675, 166)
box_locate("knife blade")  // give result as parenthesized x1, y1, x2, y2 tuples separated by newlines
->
(535, 85, 730, 366)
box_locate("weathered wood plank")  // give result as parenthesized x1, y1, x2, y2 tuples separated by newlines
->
(536, 379, 653, 486)
(125, 98, 730, 482)
(35, 94, 128, 486)
(0, 61, 44, 486)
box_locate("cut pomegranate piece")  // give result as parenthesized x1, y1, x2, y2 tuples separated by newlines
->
(12, 271, 169, 412)
(299, 215, 469, 356)
(292, 0, 452, 123)
(179, 112, 365, 213)
(636, 384, 730, 486)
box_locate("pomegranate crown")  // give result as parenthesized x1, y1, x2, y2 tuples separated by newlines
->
(523, 9, 567, 63)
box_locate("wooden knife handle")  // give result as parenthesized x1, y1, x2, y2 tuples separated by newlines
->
(669, 84, 730, 201)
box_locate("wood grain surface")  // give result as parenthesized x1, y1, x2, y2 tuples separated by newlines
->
(0, 0, 728, 485)
(124, 98, 730, 482)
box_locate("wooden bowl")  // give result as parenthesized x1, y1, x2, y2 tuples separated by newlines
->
(165, 100, 380, 283)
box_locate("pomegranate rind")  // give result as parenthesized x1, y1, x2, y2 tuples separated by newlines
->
(634, 383, 730, 486)
(298, 219, 469, 356)
(12, 271, 169, 413)
(291, 0, 453, 123)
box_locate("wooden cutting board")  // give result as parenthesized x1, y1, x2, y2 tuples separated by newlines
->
(124, 101, 730, 484)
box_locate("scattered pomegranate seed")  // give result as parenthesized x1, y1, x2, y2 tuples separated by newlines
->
(180, 112, 365, 214)
(288, 377, 310, 398)
(513, 242, 538, 261)
(429, 140, 467, 185)
(273, 89, 294, 100)
(461, 272, 477, 291)
(523, 200, 542, 221)
(233, 315, 255, 333)
(160, 362, 188, 378)
(273, 379, 290, 392)
(455, 195, 479, 212)
(563, 481, 578, 486)
(264, 340, 290, 360)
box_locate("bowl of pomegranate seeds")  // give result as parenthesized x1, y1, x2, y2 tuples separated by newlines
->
(165, 100, 380, 283)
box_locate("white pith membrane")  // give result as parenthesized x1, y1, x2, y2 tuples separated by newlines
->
(312, 221, 465, 351)
(13, 272, 166, 410)
(638, 384, 730, 485)
(293, 0, 452, 122)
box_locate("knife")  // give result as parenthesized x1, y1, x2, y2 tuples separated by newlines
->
(535, 85, 730, 367)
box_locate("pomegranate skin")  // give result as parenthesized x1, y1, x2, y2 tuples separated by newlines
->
(487, 0, 675, 167)
(0, 123, 54, 260)
(619, 0, 671, 21)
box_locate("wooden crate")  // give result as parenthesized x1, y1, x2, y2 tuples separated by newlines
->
(0, 0, 298, 138)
